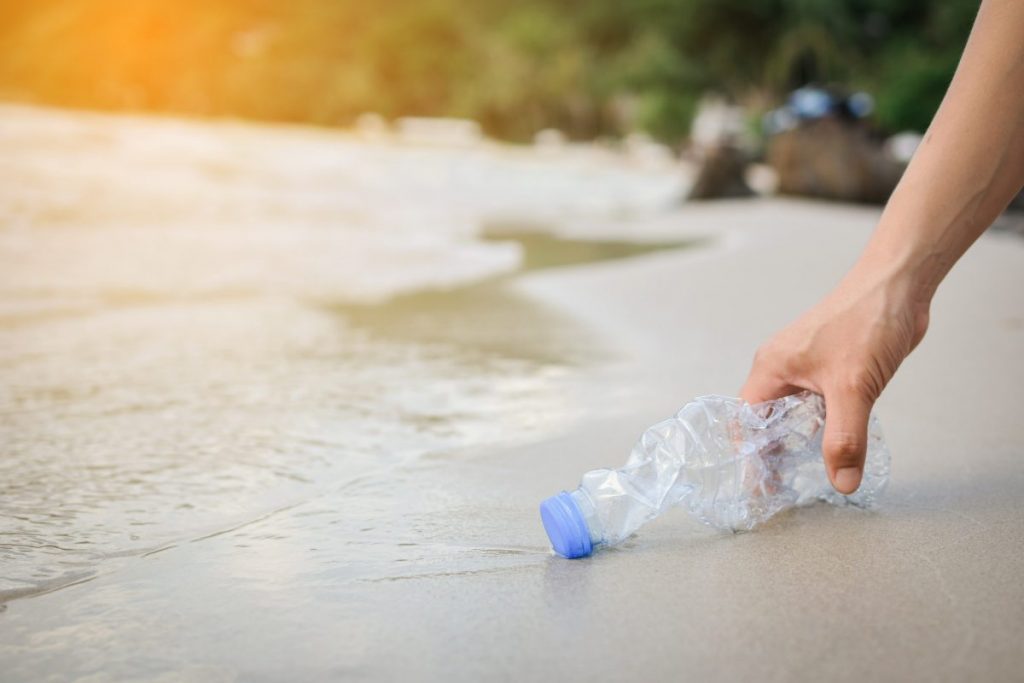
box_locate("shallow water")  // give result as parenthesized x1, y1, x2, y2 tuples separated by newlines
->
(0, 105, 688, 604)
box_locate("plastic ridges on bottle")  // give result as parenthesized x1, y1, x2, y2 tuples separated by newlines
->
(539, 492, 591, 559)
(540, 391, 891, 559)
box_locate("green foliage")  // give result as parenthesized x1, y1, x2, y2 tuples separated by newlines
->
(871, 42, 960, 132)
(0, 0, 980, 143)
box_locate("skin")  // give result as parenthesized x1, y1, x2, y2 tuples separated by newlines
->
(741, 0, 1024, 494)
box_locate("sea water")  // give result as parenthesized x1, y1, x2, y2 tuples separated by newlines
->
(0, 105, 685, 602)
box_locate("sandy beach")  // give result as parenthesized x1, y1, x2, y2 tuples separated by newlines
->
(1, 108, 1023, 681)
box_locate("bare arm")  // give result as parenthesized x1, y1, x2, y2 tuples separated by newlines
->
(871, 0, 1024, 297)
(741, 0, 1024, 494)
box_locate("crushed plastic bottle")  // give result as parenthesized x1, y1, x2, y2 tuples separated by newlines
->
(539, 391, 890, 558)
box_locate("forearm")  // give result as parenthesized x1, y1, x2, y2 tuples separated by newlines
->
(860, 0, 1024, 303)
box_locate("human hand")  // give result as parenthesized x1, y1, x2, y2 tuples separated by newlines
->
(740, 263, 931, 493)
(745, 0, 1024, 494)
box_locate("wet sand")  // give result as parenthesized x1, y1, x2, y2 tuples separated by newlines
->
(2, 197, 1023, 681)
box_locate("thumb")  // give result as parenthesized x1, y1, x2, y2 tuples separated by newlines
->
(822, 386, 873, 494)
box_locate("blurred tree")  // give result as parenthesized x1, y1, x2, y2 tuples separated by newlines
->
(0, 0, 979, 143)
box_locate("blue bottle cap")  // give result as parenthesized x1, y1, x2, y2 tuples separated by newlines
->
(539, 491, 593, 559)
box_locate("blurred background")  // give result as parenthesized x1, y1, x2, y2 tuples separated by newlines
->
(0, 0, 979, 139)
(5, 0, 1019, 208)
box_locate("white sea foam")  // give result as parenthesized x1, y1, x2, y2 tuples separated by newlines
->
(0, 104, 686, 307)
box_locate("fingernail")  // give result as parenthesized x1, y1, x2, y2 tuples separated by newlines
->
(834, 467, 862, 494)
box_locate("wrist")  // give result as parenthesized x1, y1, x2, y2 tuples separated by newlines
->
(854, 216, 947, 309)
(840, 242, 933, 349)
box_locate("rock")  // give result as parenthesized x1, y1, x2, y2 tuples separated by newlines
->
(768, 118, 904, 204)
(355, 112, 390, 140)
(691, 96, 748, 148)
(623, 132, 675, 169)
(992, 188, 1024, 237)
(688, 143, 755, 200)
(1010, 189, 1024, 211)
(534, 128, 567, 150)
(744, 163, 780, 196)
(394, 117, 482, 147)
(991, 210, 1024, 237)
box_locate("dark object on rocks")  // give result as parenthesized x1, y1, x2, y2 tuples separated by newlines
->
(688, 144, 754, 200)
(991, 210, 1024, 238)
(1009, 189, 1024, 211)
(990, 189, 1023, 237)
(768, 118, 905, 204)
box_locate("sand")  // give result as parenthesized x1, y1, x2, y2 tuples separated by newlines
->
(2, 198, 1023, 681)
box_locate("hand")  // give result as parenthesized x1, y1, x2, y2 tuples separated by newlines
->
(745, 0, 1024, 494)
(740, 262, 931, 493)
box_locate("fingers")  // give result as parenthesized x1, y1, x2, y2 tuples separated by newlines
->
(821, 386, 873, 494)
(740, 373, 791, 405)
(740, 347, 806, 406)
(742, 343, 876, 496)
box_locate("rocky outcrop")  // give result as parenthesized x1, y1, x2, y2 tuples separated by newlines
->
(768, 118, 905, 204)
(688, 144, 755, 200)
(1009, 189, 1024, 211)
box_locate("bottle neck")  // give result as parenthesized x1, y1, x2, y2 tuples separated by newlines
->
(569, 488, 605, 546)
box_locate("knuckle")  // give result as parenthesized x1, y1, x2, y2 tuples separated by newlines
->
(826, 433, 865, 464)
(752, 344, 773, 366)
(838, 371, 879, 401)
(754, 341, 797, 377)
(780, 348, 809, 378)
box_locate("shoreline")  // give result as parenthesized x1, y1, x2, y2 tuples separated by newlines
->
(0, 224, 698, 607)
(3, 198, 1023, 680)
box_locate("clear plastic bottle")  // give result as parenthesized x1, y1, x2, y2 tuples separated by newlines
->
(539, 391, 890, 558)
